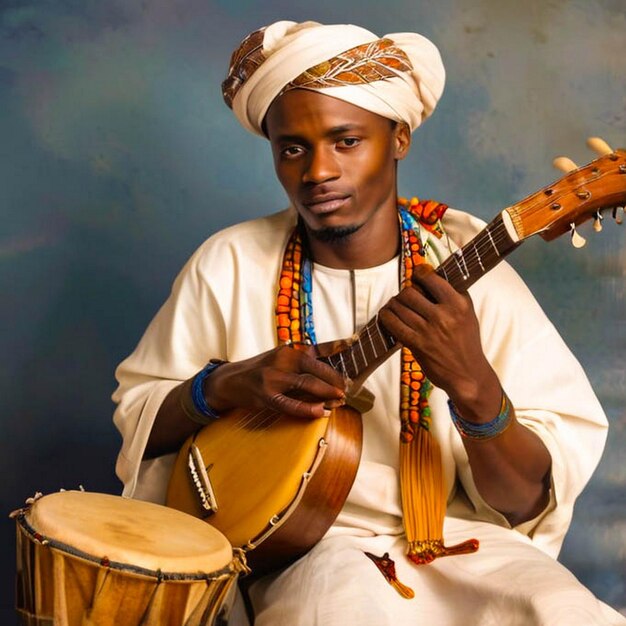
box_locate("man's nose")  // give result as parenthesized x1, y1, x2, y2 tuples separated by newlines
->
(302, 147, 340, 184)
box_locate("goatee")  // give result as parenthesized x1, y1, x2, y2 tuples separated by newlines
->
(309, 224, 361, 243)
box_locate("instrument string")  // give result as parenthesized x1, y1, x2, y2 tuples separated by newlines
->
(200, 408, 278, 456)
(437, 220, 513, 286)
(326, 315, 394, 381)
(232, 408, 277, 432)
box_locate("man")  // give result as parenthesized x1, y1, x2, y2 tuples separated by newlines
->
(113, 21, 624, 625)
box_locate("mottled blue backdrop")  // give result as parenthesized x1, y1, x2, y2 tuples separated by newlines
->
(1, 0, 624, 620)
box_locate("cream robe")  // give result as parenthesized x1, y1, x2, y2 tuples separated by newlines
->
(112, 208, 624, 625)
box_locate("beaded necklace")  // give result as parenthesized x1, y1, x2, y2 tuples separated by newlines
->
(277, 197, 444, 438)
(275, 197, 478, 566)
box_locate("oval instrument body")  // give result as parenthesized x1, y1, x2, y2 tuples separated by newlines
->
(166, 404, 363, 573)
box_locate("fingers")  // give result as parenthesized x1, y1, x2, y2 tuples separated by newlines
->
(267, 393, 330, 420)
(378, 301, 425, 352)
(393, 287, 437, 323)
(379, 268, 476, 356)
(411, 263, 461, 304)
(378, 277, 436, 343)
(292, 344, 347, 390)
(387, 262, 472, 327)
(233, 346, 346, 420)
(268, 349, 346, 412)
(385, 265, 459, 327)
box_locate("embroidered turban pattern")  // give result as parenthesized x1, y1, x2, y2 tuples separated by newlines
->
(222, 21, 446, 136)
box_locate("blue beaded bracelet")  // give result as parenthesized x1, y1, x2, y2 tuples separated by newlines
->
(190, 360, 228, 422)
(448, 392, 512, 441)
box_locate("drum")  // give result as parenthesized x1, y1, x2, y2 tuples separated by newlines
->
(13, 490, 247, 626)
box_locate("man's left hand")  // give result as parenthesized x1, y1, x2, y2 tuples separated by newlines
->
(378, 263, 501, 422)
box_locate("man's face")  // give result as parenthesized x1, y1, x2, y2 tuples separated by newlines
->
(264, 90, 410, 244)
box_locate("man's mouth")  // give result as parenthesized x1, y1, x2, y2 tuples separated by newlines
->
(302, 193, 350, 214)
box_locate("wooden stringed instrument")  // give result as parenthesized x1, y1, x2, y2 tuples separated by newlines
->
(167, 140, 626, 574)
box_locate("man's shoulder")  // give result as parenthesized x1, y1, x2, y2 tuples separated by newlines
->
(204, 208, 295, 244)
(213, 208, 295, 237)
(194, 208, 296, 263)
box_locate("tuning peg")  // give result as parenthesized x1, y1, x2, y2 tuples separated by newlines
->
(613, 207, 624, 225)
(553, 157, 579, 173)
(570, 223, 587, 248)
(587, 137, 614, 156)
(593, 211, 603, 232)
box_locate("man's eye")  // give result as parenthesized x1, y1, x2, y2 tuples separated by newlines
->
(281, 146, 304, 158)
(337, 137, 360, 148)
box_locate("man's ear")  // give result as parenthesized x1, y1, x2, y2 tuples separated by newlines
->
(393, 122, 411, 160)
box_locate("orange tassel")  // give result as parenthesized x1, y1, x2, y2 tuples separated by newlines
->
(400, 425, 479, 564)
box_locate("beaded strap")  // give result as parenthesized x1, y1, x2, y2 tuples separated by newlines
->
(448, 392, 513, 441)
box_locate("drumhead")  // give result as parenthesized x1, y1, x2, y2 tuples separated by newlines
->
(24, 491, 232, 574)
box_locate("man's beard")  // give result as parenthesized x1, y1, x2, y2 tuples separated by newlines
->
(308, 223, 362, 243)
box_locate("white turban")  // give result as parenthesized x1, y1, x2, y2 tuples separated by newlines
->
(223, 20, 445, 136)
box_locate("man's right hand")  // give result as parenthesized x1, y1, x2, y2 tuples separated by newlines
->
(204, 345, 347, 420)
(146, 345, 347, 458)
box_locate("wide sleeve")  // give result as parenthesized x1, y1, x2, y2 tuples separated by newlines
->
(112, 243, 231, 503)
(441, 209, 608, 558)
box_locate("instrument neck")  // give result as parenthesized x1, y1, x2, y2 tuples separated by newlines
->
(318, 213, 519, 384)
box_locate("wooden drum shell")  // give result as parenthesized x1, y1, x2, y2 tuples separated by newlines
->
(14, 491, 242, 626)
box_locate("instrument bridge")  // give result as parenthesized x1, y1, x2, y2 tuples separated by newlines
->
(188, 444, 219, 515)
